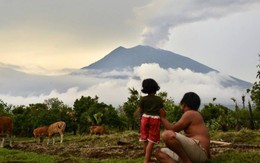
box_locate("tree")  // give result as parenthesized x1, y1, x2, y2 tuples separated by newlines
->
(44, 98, 65, 110)
(79, 112, 91, 133)
(44, 98, 72, 122)
(73, 95, 122, 133)
(12, 105, 27, 136)
(73, 96, 98, 121)
(122, 88, 140, 130)
(247, 101, 255, 130)
(103, 105, 124, 129)
(244, 54, 260, 129)
(249, 54, 260, 110)
(93, 112, 103, 125)
(157, 92, 181, 123)
(0, 99, 12, 116)
(201, 99, 236, 131)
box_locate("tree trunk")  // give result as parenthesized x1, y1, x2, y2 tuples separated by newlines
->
(248, 101, 255, 130)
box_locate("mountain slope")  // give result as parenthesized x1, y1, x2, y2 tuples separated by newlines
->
(83, 45, 216, 73)
(82, 45, 252, 89)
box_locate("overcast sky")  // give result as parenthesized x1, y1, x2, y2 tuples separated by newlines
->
(0, 0, 260, 107)
(1, 0, 260, 82)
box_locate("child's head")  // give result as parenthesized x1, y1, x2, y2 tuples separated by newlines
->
(180, 92, 201, 111)
(141, 78, 160, 94)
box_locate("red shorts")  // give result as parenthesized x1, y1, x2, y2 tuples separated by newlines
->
(139, 114, 161, 143)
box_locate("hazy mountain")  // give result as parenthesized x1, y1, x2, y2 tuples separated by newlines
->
(82, 45, 252, 89)
(83, 45, 216, 73)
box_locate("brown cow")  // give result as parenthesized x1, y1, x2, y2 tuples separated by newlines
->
(0, 116, 13, 148)
(89, 125, 107, 135)
(33, 126, 48, 143)
(47, 121, 66, 145)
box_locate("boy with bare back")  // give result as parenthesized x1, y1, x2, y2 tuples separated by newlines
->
(155, 92, 210, 163)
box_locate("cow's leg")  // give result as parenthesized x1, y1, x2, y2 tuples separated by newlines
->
(60, 134, 64, 143)
(41, 137, 45, 144)
(52, 138, 55, 145)
(35, 136, 40, 144)
(47, 137, 50, 145)
(48, 134, 53, 145)
(9, 138, 13, 147)
(8, 135, 13, 147)
(1, 137, 5, 148)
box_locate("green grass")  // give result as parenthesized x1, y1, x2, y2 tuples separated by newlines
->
(0, 148, 63, 163)
(210, 128, 260, 145)
(208, 129, 260, 163)
(0, 148, 143, 163)
(206, 150, 260, 163)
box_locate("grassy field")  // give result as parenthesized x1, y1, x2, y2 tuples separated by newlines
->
(208, 129, 260, 163)
(0, 129, 259, 163)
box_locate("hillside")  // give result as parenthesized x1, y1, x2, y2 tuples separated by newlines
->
(83, 45, 216, 73)
(82, 45, 252, 89)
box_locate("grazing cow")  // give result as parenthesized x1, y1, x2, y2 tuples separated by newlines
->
(0, 116, 13, 148)
(89, 125, 107, 135)
(47, 121, 66, 145)
(33, 126, 48, 143)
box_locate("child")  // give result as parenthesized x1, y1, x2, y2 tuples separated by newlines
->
(138, 78, 164, 163)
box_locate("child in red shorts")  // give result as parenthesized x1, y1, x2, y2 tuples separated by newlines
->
(138, 78, 164, 163)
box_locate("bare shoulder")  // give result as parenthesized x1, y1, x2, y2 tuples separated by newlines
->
(183, 110, 200, 116)
(183, 110, 203, 120)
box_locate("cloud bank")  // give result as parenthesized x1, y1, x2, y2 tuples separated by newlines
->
(0, 63, 249, 108)
(136, 0, 260, 47)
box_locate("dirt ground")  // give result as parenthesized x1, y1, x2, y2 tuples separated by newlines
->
(12, 141, 143, 160)
(11, 132, 145, 160)
(6, 132, 260, 161)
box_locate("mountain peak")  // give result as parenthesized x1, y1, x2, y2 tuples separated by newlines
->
(82, 45, 216, 73)
(81, 45, 252, 89)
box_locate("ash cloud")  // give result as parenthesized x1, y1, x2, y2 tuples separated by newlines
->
(137, 0, 260, 47)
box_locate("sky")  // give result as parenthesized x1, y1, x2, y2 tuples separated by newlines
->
(0, 0, 260, 107)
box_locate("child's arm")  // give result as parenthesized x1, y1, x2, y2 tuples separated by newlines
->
(160, 108, 174, 130)
(138, 107, 143, 114)
(134, 107, 143, 118)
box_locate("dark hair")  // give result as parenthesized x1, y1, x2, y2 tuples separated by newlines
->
(141, 78, 160, 94)
(180, 92, 201, 110)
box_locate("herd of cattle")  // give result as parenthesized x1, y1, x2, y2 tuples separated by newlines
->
(0, 116, 107, 148)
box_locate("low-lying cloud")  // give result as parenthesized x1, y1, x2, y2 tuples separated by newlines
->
(0, 63, 249, 108)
